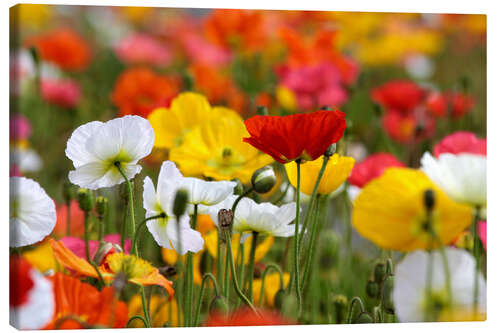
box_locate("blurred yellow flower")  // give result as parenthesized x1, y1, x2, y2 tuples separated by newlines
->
(252, 272, 290, 306)
(170, 115, 273, 183)
(438, 308, 486, 322)
(161, 247, 204, 285)
(276, 85, 297, 111)
(23, 240, 61, 274)
(352, 168, 473, 251)
(285, 154, 355, 196)
(205, 229, 274, 264)
(119, 6, 153, 23)
(12, 4, 52, 29)
(148, 92, 241, 150)
(128, 294, 182, 327)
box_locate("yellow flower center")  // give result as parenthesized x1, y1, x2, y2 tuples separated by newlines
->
(106, 253, 155, 279)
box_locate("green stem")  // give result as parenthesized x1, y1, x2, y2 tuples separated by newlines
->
(425, 248, 435, 322)
(184, 205, 198, 326)
(97, 215, 104, 242)
(292, 160, 302, 314)
(140, 286, 151, 327)
(224, 230, 258, 313)
(120, 199, 128, 249)
(193, 273, 219, 327)
(131, 213, 166, 257)
(298, 155, 330, 247)
(66, 200, 71, 236)
(258, 263, 284, 307)
(126, 315, 148, 328)
(247, 231, 259, 303)
(216, 229, 224, 294)
(300, 194, 323, 293)
(115, 162, 137, 255)
(347, 297, 365, 324)
(83, 212, 91, 262)
(223, 243, 230, 298)
(472, 206, 481, 314)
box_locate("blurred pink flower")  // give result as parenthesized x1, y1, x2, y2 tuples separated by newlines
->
(180, 32, 231, 66)
(41, 79, 81, 108)
(10, 114, 32, 141)
(10, 164, 22, 177)
(59, 235, 131, 260)
(114, 33, 172, 66)
(433, 131, 486, 157)
(277, 62, 348, 110)
(478, 221, 486, 250)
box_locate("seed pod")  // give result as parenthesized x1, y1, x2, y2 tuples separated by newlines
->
(251, 166, 276, 194)
(218, 209, 233, 231)
(209, 296, 229, 316)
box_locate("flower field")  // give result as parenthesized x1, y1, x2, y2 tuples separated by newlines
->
(9, 5, 486, 329)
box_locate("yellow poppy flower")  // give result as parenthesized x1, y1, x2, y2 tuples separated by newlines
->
(352, 168, 473, 251)
(148, 92, 241, 150)
(252, 272, 290, 306)
(276, 85, 297, 111)
(438, 308, 486, 322)
(170, 115, 273, 183)
(23, 240, 62, 274)
(205, 229, 274, 264)
(12, 4, 52, 29)
(285, 154, 355, 196)
(128, 294, 182, 327)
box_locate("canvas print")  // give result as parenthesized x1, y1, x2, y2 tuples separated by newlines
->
(9, 4, 486, 329)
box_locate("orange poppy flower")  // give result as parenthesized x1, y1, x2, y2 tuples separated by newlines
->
(49, 238, 174, 298)
(243, 110, 346, 163)
(44, 273, 128, 329)
(52, 200, 85, 238)
(204, 307, 294, 326)
(25, 28, 91, 71)
(204, 9, 267, 51)
(111, 67, 180, 117)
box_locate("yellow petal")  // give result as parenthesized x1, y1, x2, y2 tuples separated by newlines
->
(23, 240, 62, 274)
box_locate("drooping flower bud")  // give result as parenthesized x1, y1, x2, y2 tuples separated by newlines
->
(324, 143, 336, 157)
(333, 294, 348, 324)
(209, 296, 229, 316)
(373, 262, 386, 283)
(251, 165, 276, 194)
(274, 288, 287, 310)
(93, 241, 123, 266)
(231, 178, 244, 195)
(381, 275, 395, 314)
(354, 312, 374, 324)
(62, 182, 75, 203)
(77, 188, 94, 212)
(173, 188, 189, 217)
(96, 196, 108, 217)
(366, 280, 379, 299)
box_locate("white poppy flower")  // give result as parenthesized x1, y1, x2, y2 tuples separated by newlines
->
(207, 195, 298, 242)
(421, 152, 486, 207)
(10, 147, 42, 173)
(10, 177, 56, 248)
(10, 264, 54, 330)
(66, 115, 154, 190)
(394, 248, 486, 322)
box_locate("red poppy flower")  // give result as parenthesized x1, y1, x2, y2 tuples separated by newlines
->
(204, 307, 294, 326)
(426, 91, 448, 117)
(25, 28, 91, 71)
(111, 67, 180, 117)
(433, 131, 486, 157)
(448, 92, 475, 118)
(382, 109, 435, 144)
(243, 110, 346, 163)
(44, 273, 128, 329)
(53, 200, 85, 238)
(348, 153, 405, 188)
(371, 80, 425, 113)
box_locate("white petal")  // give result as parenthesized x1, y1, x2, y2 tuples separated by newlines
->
(10, 148, 42, 173)
(143, 176, 159, 213)
(10, 177, 56, 248)
(10, 269, 54, 329)
(166, 215, 204, 255)
(65, 120, 103, 167)
(69, 161, 141, 190)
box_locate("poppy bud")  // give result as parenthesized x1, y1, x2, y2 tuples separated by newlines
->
(173, 188, 189, 217)
(119, 181, 132, 201)
(256, 105, 269, 116)
(424, 189, 435, 212)
(29, 46, 40, 66)
(333, 294, 348, 323)
(273, 288, 287, 310)
(231, 178, 244, 195)
(324, 144, 337, 157)
(280, 293, 298, 319)
(209, 296, 229, 316)
(218, 209, 233, 233)
(62, 182, 75, 203)
(373, 262, 386, 283)
(93, 241, 123, 266)
(182, 72, 194, 91)
(354, 312, 374, 324)
(96, 196, 108, 217)
(366, 280, 379, 299)
(77, 188, 94, 212)
(381, 275, 395, 314)
(251, 166, 276, 194)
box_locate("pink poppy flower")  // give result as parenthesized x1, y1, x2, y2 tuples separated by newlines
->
(59, 235, 131, 261)
(10, 114, 32, 142)
(433, 131, 486, 157)
(478, 221, 486, 250)
(114, 33, 172, 67)
(180, 32, 231, 66)
(41, 79, 81, 108)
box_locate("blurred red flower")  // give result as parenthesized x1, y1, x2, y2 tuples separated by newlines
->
(426, 91, 448, 117)
(41, 78, 81, 108)
(478, 221, 486, 250)
(243, 110, 346, 163)
(53, 200, 84, 238)
(26, 28, 91, 71)
(448, 92, 475, 118)
(433, 131, 486, 157)
(44, 273, 128, 329)
(371, 80, 425, 113)
(382, 109, 435, 144)
(114, 33, 173, 67)
(348, 153, 405, 188)
(204, 307, 293, 326)
(111, 67, 179, 117)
